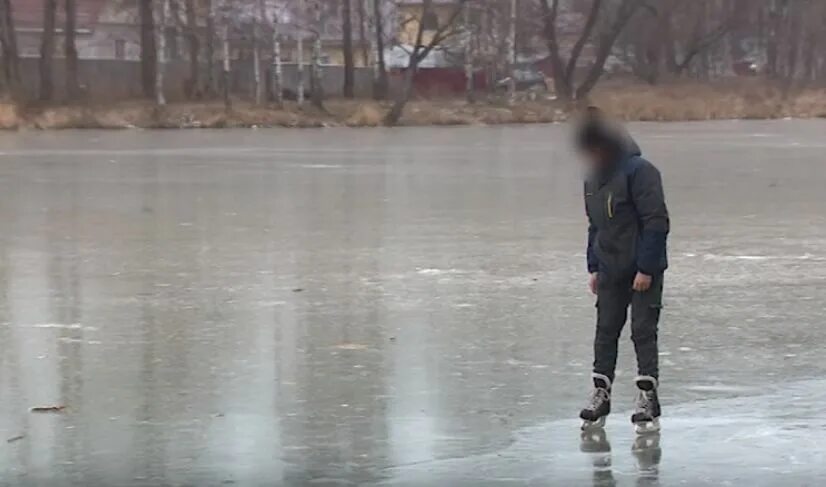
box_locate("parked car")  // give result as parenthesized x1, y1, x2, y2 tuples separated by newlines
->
(496, 63, 549, 92)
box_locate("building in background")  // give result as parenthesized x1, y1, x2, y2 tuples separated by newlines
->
(9, 0, 141, 61)
(394, 0, 461, 46)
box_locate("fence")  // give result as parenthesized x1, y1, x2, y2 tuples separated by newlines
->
(8, 58, 376, 102)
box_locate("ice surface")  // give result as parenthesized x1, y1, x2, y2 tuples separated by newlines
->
(0, 120, 825, 485)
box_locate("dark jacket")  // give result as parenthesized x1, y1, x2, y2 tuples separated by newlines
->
(585, 142, 669, 280)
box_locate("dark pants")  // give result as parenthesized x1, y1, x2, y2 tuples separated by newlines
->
(593, 274, 663, 383)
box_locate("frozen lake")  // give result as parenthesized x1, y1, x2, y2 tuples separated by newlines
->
(0, 120, 825, 486)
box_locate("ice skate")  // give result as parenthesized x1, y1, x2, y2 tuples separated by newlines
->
(631, 376, 661, 434)
(580, 427, 611, 454)
(632, 433, 661, 486)
(580, 373, 611, 431)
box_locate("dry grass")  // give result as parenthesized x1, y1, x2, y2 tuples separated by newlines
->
(591, 79, 826, 121)
(0, 101, 21, 129)
(1, 80, 825, 130)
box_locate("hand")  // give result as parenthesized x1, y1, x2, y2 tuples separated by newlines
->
(632, 272, 652, 292)
(588, 273, 599, 295)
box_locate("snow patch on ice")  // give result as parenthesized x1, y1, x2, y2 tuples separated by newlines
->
(701, 253, 824, 262)
(25, 323, 97, 331)
(416, 268, 461, 276)
(299, 164, 343, 169)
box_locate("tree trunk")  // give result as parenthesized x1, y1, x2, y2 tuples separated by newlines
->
(767, 0, 781, 77)
(564, 0, 602, 89)
(539, 0, 571, 100)
(385, 59, 417, 125)
(185, 0, 199, 99)
(205, 0, 216, 95)
(271, 3, 283, 106)
(65, 0, 79, 99)
(0, 0, 22, 97)
(464, 1, 474, 103)
(785, 2, 801, 81)
(384, 0, 467, 125)
(140, 0, 157, 99)
(372, 0, 388, 99)
(222, 21, 230, 110)
(310, 2, 325, 110)
(506, 0, 517, 103)
(342, 0, 355, 98)
(357, 0, 369, 67)
(155, 0, 167, 105)
(253, 0, 263, 104)
(39, 0, 58, 101)
(297, 0, 305, 105)
(574, 0, 641, 99)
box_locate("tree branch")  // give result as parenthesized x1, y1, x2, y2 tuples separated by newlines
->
(565, 0, 603, 85)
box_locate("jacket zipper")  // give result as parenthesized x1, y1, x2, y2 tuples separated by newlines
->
(607, 192, 614, 219)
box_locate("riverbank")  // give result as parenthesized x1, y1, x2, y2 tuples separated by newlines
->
(2, 81, 825, 130)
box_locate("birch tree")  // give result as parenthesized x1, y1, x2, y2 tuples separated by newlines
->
(221, 7, 231, 109)
(506, 0, 516, 103)
(154, 0, 168, 105)
(297, 0, 306, 105)
(253, 0, 264, 104)
(464, 1, 475, 103)
(358, 0, 370, 67)
(270, 2, 283, 106)
(310, 0, 325, 109)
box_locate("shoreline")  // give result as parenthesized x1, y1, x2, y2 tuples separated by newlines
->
(2, 81, 825, 130)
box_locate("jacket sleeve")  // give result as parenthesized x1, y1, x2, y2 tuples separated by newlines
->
(631, 160, 670, 275)
(587, 222, 599, 273)
(585, 184, 599, 274)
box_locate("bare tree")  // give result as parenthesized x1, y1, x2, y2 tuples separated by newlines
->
(343, 0, 355, 98)
(372, 0, 388, 99)
(140, 0, 157, 99)
(463, 1, 474, 103)
(297, 0, 306, 105)
(669, 1, 736, 76)
(506, 0, 517, 103)
(39, 0, 58, 101)
(65, 0, 80, 99)
(357, 0, 370, 66)
(221, 6, 231, 109)
(253, 0, 264, 104)
(310, 0, 325, 109)
(155, 0, 168, 105)
(205, 0, 216, 95)
(0, 0, 21, 97)
(184, 0, 200, 98)
(384, 0, 468, 126)
(540, 0, 642, 101)
(270, 2, 283, 106)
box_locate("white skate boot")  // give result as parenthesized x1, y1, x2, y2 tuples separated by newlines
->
(580, 373, 612, 431)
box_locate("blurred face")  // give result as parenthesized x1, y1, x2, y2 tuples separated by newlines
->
(579, 147, 609, 171)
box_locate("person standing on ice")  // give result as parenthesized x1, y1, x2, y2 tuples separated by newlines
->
(575, 109, 670, 434)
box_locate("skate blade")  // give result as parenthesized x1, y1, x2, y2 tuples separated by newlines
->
(632, 432, 660, 451)
(581, 416, 606, 431)
(634, 418, 660, 435)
